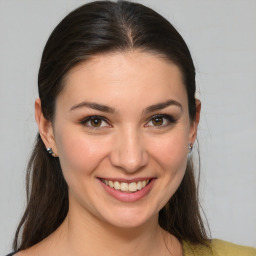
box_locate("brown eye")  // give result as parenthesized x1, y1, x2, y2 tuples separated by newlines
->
(90, 117, 102, 127)
(81, 115, 109, 128)
(146, 114, 176, 128)
(151, 116, 164, 126)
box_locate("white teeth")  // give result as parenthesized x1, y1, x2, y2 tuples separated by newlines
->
(109, 180, 114, 188)
(102, 179, 150, 192)
(114, 181, 120, 190)
(128, 182, 137, 192)
(120, 182, 128, 192)
(137, 181, 142, 190)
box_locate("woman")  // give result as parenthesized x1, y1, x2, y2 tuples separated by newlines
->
(7, 1, 255, 255)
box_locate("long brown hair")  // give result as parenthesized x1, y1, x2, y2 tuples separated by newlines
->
(14, 0, 209, 251)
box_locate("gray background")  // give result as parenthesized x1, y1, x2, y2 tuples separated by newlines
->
(1, 0, 255, 254)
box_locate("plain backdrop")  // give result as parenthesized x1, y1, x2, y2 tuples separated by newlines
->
(1, 0, 256, 254)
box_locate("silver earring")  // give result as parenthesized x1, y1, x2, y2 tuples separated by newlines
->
(188, 143, 193, 154)
(47, 147, 55, 157)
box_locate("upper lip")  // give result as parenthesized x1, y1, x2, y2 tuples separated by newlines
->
(98, 177, 156, 183)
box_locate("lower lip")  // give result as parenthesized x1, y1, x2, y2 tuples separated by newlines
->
(99, 179, 156, 202)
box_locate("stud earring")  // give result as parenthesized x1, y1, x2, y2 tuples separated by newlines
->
(47, 147, 56, 157)
(188, 143, 193, 154)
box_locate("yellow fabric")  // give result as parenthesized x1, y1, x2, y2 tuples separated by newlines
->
(183, 239, 256, 256)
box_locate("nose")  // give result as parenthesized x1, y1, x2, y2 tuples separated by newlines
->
(110, 128, 148, 173)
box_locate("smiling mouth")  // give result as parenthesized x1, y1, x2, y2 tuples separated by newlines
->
(100, 179, 151, 193)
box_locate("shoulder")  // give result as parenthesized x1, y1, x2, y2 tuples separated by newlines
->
(183, 239, 256, 256)
(211, 239, 256, 256)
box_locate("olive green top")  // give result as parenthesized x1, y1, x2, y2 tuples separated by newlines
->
(183, 239, 256, 256)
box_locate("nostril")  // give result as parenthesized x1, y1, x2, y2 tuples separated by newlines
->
(109, 133, 149, 172)
(110, 150, 148, 173)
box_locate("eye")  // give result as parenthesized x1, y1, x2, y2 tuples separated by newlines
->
(80, 115, 110, 128)
(145, 114, 176, 127)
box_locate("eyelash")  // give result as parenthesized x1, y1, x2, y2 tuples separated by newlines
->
(80, 115, 110, 129)
(145, 114, 177, 128)
(80, 114, 177, 129)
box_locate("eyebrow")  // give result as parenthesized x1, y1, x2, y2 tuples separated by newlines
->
(143, 99, 183, 114)
(70, 99, 182, 114)
(70, 102, 116, 113)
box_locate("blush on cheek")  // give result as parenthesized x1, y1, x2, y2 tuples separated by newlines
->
(57, 133, 109, 177)
(151, 135, 188, 162)
(152, 136, 188, 190)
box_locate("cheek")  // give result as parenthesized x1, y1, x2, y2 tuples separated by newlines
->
(55, 128, 110, 177)
(157, 138, 188, 189)
(148, 131, 189, 170)
(144, 131, 189, 211)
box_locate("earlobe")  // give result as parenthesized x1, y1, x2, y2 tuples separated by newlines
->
(189, 99, 201, 143)
(35, 98, 58, 156)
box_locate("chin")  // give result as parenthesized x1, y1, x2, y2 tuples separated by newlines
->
(98, 205, 158, 230)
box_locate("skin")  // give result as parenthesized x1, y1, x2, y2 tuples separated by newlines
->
(18, 51, 200, 256)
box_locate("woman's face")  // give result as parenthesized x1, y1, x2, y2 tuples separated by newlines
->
(50, 51, 199, 228)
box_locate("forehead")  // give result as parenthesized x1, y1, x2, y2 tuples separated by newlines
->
(58, 51, 187, 110)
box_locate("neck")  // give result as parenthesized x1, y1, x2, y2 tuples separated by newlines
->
(48, 206, 182, 256)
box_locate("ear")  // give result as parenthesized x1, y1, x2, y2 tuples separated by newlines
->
(189, 99, 201, 144)
(35, 98, 58, 156)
